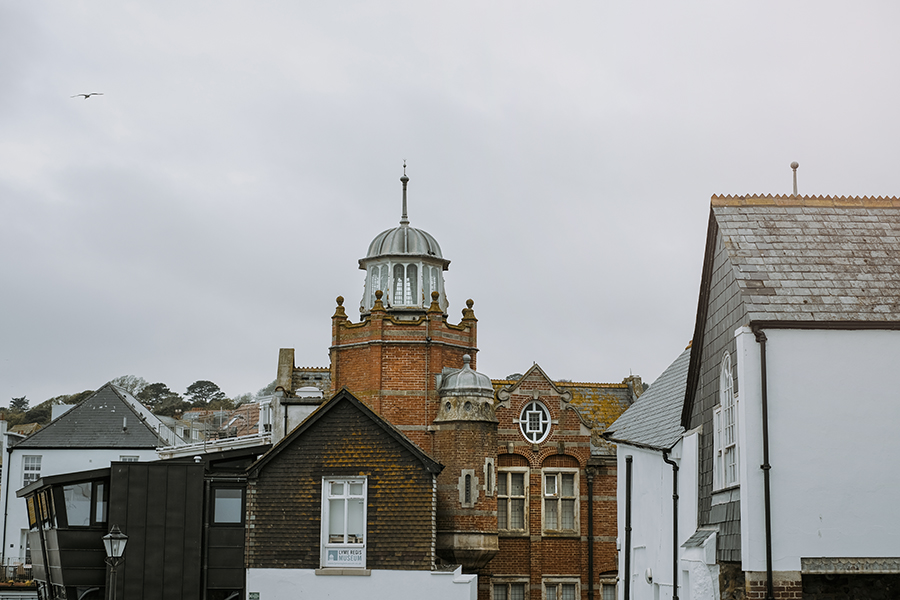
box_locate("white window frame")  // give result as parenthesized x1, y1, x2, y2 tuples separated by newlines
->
(519, 401, 551, 444)
(493, 577, 529, 600)
(321, 477, 367, 569)
(497, 468, 529, 534)
(714, 352, 738, 489)
(22, 456, 41, 487)
(118, 456, 139, 462)
(543, 577, 580, 600)
(542, 468, 579, 534)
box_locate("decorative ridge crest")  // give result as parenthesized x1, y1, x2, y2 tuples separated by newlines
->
(711, 194, 900, 208)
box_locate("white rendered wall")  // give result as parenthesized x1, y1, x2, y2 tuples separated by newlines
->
(617, 436, 707, 600)
(1, 447, 158, 564)
(246, 567, 477, 600)
(737, 327, 900, 572)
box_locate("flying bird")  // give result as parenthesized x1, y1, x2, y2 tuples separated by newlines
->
(71, 93, 104, 99)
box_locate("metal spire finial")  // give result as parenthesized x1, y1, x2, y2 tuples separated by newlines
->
(791, 161, 799, 197)
(400, 160, 409, 225)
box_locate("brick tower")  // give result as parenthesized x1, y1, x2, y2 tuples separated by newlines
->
(329, 168, 479, 452)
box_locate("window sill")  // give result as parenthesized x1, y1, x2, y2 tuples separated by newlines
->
(315, 568, 371, 576)
(542, 531, 580, 538)
(498, 531, 529, 537)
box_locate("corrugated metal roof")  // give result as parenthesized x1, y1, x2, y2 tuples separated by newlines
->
(605, 347, 690, 450)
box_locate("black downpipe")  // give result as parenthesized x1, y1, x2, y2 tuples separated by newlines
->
(587, 468, 595, 600)
(753, 327, 775, 600)
(624, 457, 632, 600)
(662, 452, 679, 600)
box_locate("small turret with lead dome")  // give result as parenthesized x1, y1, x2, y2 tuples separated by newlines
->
(359, 164, 450, 315)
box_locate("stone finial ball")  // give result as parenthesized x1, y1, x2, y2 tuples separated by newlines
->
(336, 296, 344, 306)
(791, 161, 799, 169)
(466, 299, 474, 308)
(375, 290, 383, 299)
(432, 291, 440, 300)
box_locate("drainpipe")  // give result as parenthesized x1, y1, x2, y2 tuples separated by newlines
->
(624, 456, 632, 600)
(662, 451, 679, 600)
(587, 468, 595, 600)
(752, 326, 775, 600)
(1, 445, 12, 568)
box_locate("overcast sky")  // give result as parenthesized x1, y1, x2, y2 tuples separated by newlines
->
(3, 2, 900, 407)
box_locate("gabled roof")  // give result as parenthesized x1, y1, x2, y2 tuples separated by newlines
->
(710, 195, 900, 323)
(684, 194, 900, 428)
(248, 389, 442, 476)
(605, 346, 690, 451)
(14, 384, 163, 449)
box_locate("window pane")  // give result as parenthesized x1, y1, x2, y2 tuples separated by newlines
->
(95, 482, 108, 523)
(347, 499, 364, 543)
(407, 264, 417, 305)
(498, 473, 508, 496)
(64, 483, 92, 527)
(547, 584, 558, 600)
(562, 583, 576, 600)
(494, 585, 507, 600)
(602, 585, 616, 600)
(510, 583, 526, 600)
(213, 489, 242, 524)
(562, 474, 575, 496)
(546, 499, 558, 530)
(393, 264, 404, 304)
(545, 474, 557, 496)
(511, 473, 524, 496)
(561, 499, 575, 530)
(349, 482, 363, 496)
(510, 499, 525, 529)
(330, 482, 344, 496)
(328, 498, 345, 543)
(498, 500, 508, 529)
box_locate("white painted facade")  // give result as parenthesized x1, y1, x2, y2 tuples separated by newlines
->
(735, 326, 900, 573)
(1, 445, 159, 565)
(616, 430, 718, 600)
(246, 566, 477, 600)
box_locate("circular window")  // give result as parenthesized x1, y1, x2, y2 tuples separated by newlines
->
(519, 401, 551, 443)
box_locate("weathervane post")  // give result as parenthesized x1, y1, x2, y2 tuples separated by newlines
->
(791, 161, 799, 197)
(400, 160, 409, 225)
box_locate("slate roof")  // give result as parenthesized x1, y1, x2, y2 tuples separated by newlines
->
(14, 384, 163, 449)
(603, 346, 690, 451)
(712, 195, 900, 323)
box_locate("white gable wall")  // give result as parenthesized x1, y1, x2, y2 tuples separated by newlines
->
(736, 326, 900, 573)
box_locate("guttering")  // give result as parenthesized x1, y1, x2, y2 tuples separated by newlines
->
(752, 326, 775, 600)
(624, 456, 632, 600)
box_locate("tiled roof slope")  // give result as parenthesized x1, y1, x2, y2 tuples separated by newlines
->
(15, 384, 163, 449)
(712, 195, 900, 322)
(604, 347, 690, 451)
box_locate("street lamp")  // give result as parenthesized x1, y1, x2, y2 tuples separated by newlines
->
(102, 525, 128, 600)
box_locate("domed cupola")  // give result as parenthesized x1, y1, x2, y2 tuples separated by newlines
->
(434, 355, 497, 424)
(359, 166, 451, 314)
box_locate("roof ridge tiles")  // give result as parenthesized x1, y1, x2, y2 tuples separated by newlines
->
(712, 194, 900, 208)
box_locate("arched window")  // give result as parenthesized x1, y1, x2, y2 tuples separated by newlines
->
(715, 352, 738, 488)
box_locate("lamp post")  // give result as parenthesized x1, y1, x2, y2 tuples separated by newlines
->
(102, 525, 128, 600)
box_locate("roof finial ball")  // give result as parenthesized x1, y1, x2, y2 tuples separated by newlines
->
(791, 161, 799, 197)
